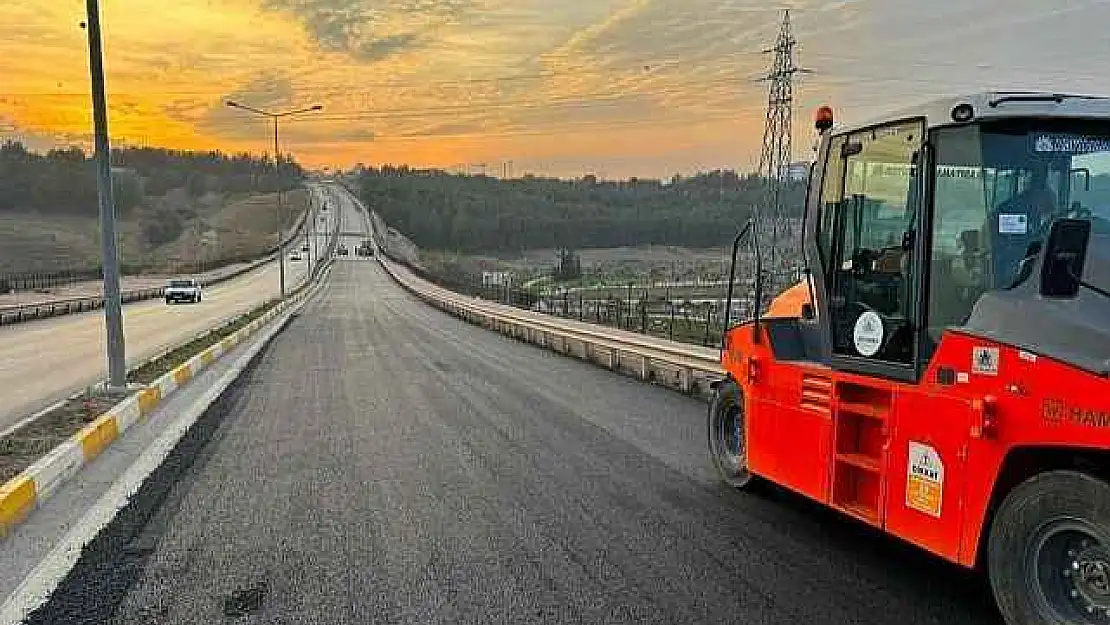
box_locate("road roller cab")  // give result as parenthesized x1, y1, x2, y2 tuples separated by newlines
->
(711, 92, 1110, 625)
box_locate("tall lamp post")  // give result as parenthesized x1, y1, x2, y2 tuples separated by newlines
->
(225, 101, 322, 298)
(83, 0, 126, 390)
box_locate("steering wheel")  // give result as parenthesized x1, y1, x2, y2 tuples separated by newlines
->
(851, 248, 878, 277)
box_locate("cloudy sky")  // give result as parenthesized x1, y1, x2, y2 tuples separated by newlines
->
(3, 0, 1110, 178)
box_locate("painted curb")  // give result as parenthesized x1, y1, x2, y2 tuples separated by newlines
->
(0, 262, 333, 540)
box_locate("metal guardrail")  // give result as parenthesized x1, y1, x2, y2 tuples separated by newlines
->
(0, 263, 261, 327)
(0, 194, 318, 328)
(380, 257, 726, 397)
(0, 287, 173, 326)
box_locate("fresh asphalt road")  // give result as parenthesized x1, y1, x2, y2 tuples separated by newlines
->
(28, 233, 1004, 621)
(0, 190, 336, 433)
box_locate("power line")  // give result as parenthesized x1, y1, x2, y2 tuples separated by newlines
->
(203, 110, 767, 143)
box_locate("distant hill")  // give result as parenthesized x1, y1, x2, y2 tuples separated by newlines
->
(357, 166, 806, 253)
(0, 142, 307, 275)
(0, 141, 302, 217)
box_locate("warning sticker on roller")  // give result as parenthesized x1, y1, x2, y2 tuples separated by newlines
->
(906, 442, 944, 517)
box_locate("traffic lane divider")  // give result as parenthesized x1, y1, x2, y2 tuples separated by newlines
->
(0, 261, 332, 540)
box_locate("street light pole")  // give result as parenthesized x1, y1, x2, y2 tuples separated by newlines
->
(84, 0, 126, 390)
(225, 101, 322, 299)
(272, 116, 286, 297)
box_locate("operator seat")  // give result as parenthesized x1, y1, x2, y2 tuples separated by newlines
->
(991, 179, 1055, 288)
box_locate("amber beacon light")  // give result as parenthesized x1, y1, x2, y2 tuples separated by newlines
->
(815, 106, 834, 132)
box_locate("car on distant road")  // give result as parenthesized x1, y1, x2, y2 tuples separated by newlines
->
(301, 244, 310, 252)
(164, 278, 201, 304)
(290, 252, 303, 261)
(337, 245, 349, 256)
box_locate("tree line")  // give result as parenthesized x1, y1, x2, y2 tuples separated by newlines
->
(357, 166, 806, 252)
(0, 141, 304, 216)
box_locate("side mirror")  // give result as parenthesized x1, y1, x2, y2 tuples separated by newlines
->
(1040, 218, 1091, 298)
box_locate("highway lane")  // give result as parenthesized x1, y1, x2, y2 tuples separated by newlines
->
(30, 253, 1003, 619)
(0, 188, 341, 432)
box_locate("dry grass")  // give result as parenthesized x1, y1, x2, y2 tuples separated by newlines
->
(146, 189, 307, 271)
(424, 245, 735, 285)
(0, 213, 145, 274)
(0, 189, 307, 275)
(0, 389, 129, 483)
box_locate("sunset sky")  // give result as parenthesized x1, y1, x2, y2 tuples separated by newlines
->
(4, 0, 1110, 178)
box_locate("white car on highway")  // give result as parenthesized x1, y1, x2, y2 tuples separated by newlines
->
(164, 278, 202, 304)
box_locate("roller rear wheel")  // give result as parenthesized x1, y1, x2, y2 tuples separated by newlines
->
(707, 380, 752, 489)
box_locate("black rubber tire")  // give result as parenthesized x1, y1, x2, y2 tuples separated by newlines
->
(988, 470, 1110, 625)
(707, 379, 753, 490)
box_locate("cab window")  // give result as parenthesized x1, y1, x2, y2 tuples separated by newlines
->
(825, 119, 923, 364)
(927, 126, 992, 347)
(925, 120, 1110, 353)
(816, 135, 846, 274)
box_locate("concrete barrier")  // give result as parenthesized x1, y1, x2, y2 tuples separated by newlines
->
(377, 257, 726, 399)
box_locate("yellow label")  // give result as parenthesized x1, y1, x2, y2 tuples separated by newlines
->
(906, 442, 944, 517)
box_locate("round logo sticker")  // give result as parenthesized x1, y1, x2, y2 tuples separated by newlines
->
(853, 311, 884, 357)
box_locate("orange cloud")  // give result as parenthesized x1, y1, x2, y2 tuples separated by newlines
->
(14, 0, 1097, 178)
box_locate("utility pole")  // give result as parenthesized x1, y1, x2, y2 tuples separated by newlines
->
(756, 9, 810, 300)
(84, 0, 126, 390)
(226, 101, 322, 298)
(273, 117, 286, 296)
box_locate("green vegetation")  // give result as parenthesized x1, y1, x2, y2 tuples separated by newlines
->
(358, 166, 805, 253)
(0, 141, 303, 216)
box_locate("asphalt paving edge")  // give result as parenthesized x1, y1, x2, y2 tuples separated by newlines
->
(0, 255, 332, 546)
(0, 278, 323, 624)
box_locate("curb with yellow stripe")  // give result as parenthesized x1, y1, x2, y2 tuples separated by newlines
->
(0, 266, 327, 539)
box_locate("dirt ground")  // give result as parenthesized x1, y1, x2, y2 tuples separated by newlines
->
(423, 246, 736, 288)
